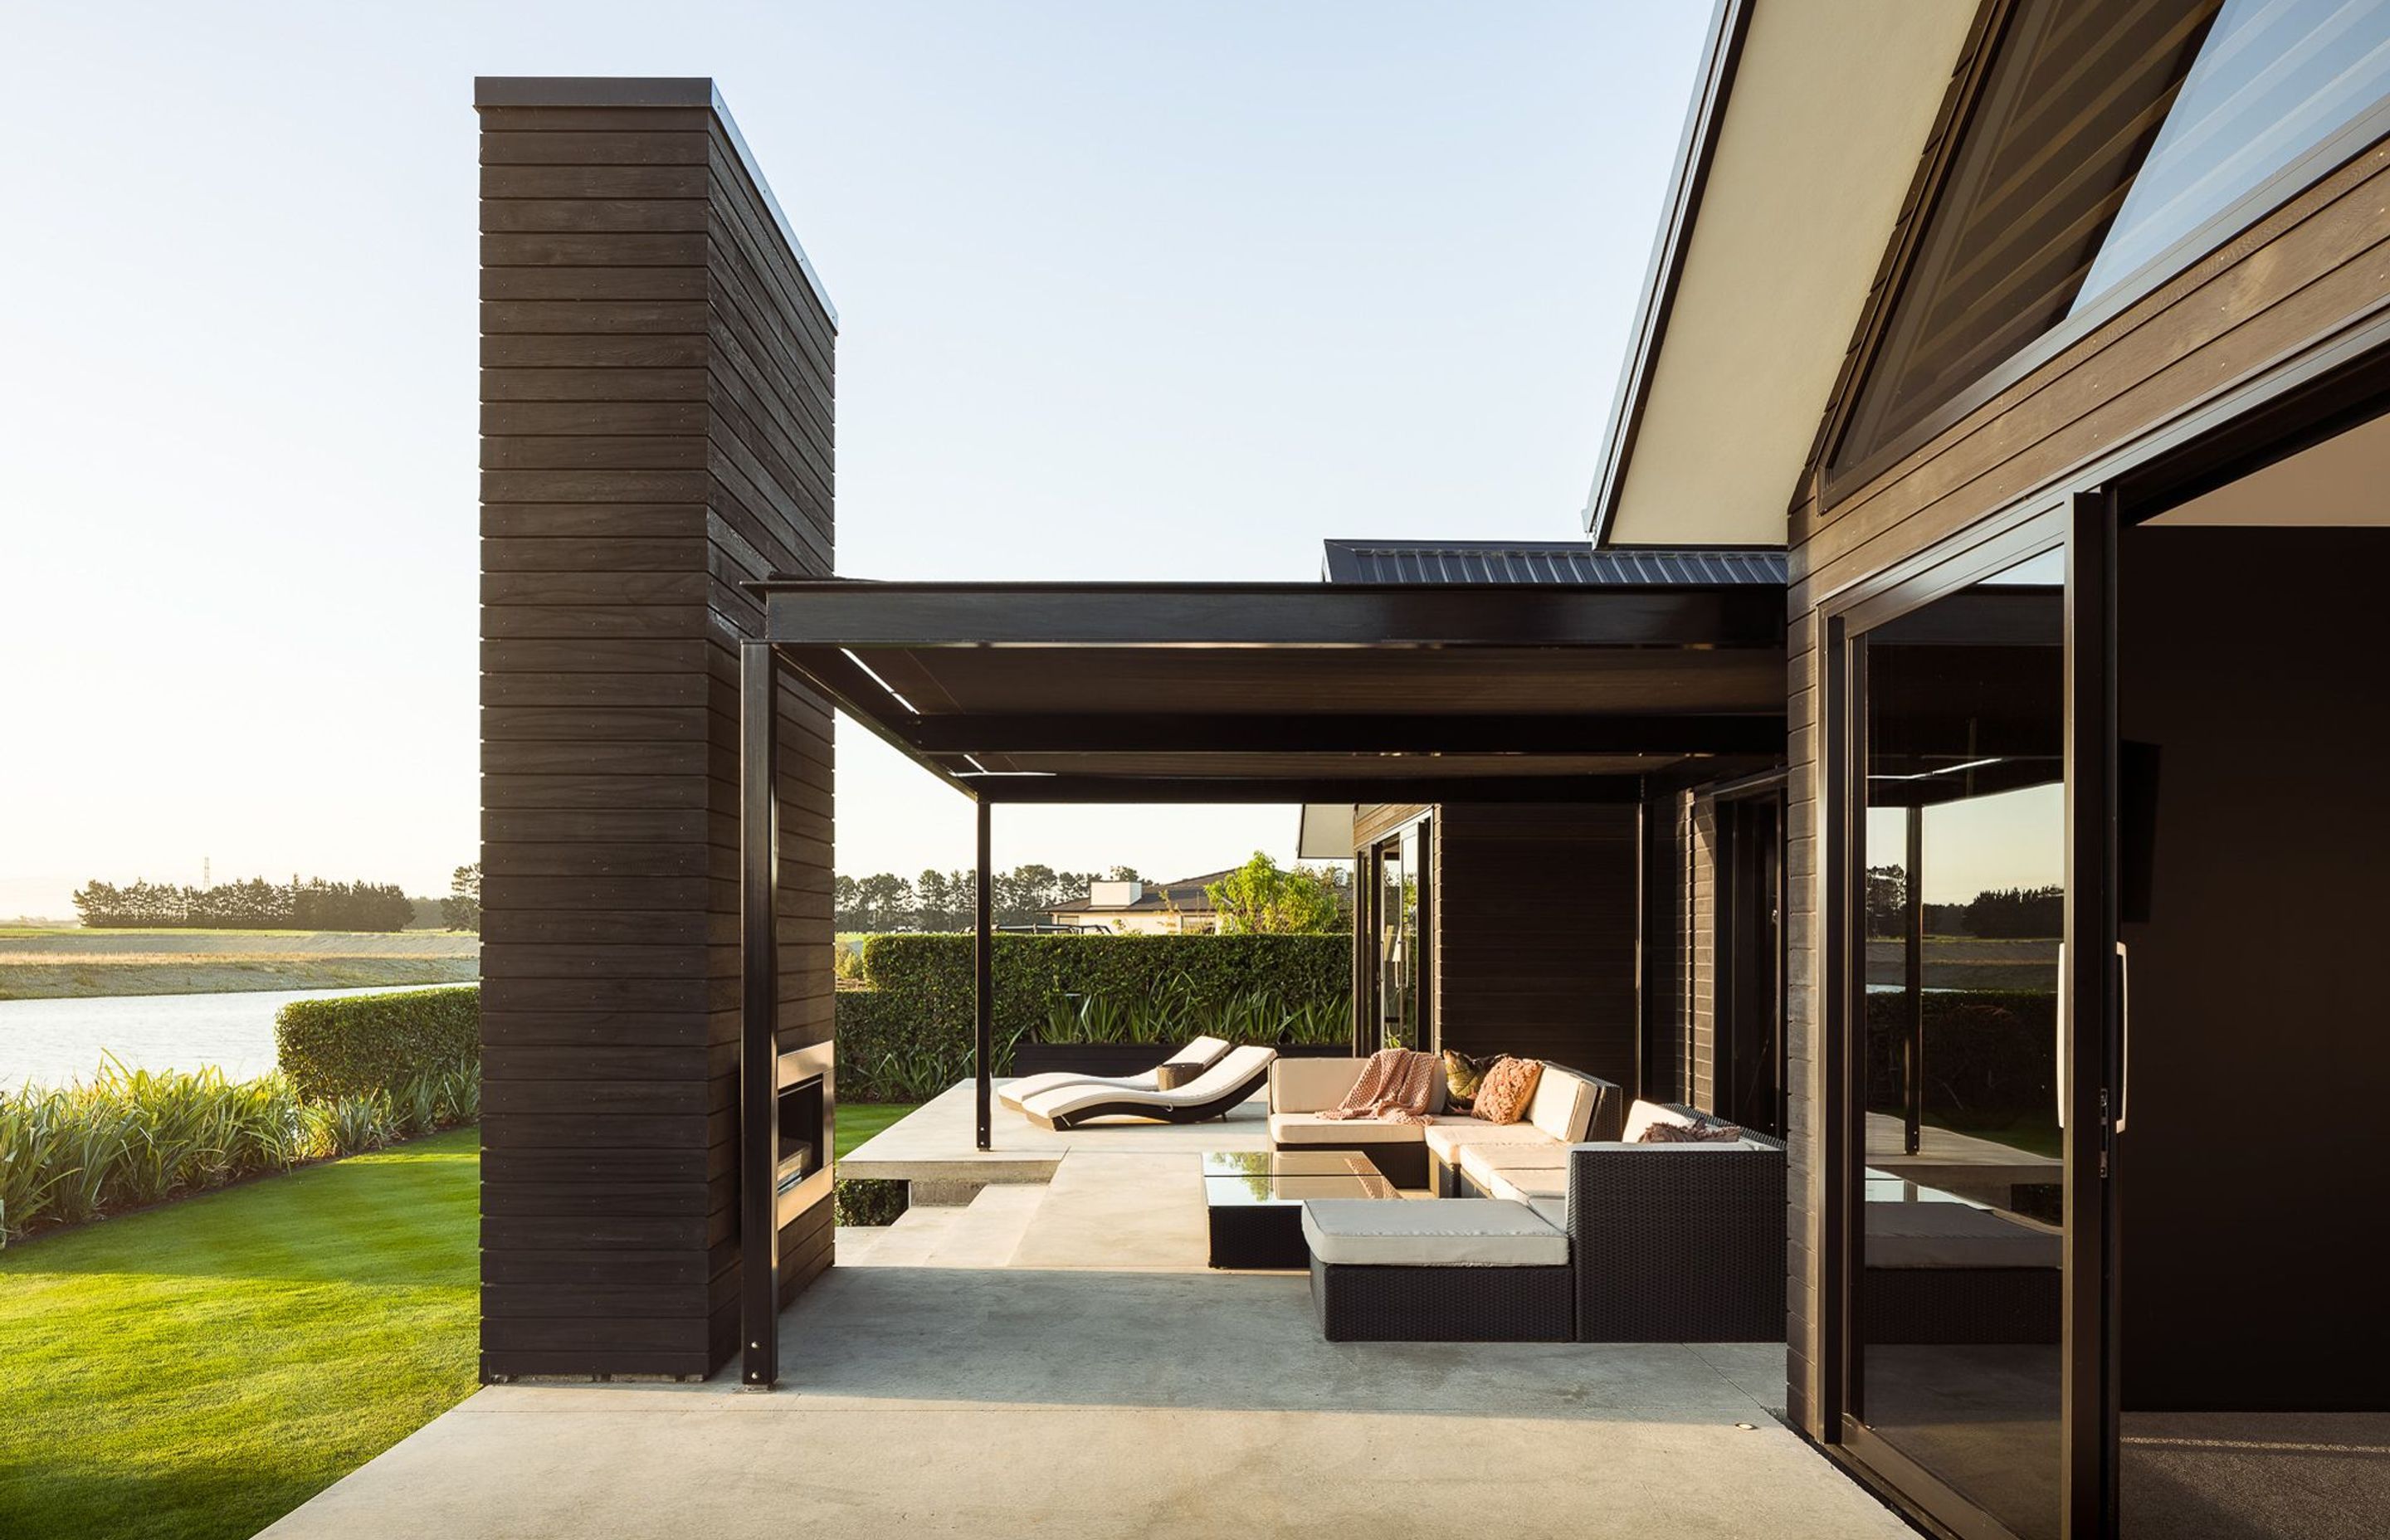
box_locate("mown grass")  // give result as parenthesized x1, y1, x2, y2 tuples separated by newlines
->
(0, 1129, 480, 1540)
(0, 929, 480, 1000)
(836, 1101, 910, 1154)
(0, 1108, 915, 1540)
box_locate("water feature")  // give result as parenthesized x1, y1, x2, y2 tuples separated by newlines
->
(0, 983, 463, 1091)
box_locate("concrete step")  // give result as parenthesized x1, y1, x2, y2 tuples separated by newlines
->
(841, 1182, 1049, 1268)
(849, 1203, 961, 1267)
(925, 1182, 1046, 1267)
(832, 1226, 884, 1265)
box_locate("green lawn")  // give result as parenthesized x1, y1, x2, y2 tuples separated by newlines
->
(0, 1106, 919, 1540)
(0, 1129, 480, 1540)
(837, 1101, 910, 1154)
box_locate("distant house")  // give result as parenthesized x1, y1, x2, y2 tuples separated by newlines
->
(1045, 871, 1231, 935)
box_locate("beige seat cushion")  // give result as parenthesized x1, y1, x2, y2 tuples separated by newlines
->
(1457, 1139, 1567, 1192)
(1301, 1197, 1566, 1267)
(1422, 1116, 1554, 1161)
(1269, 1111, 1427, 1146)
(1490, 1167, 1567, 1203)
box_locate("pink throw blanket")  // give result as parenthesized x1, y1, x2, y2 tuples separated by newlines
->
(1317, 1048, 1440, 1125)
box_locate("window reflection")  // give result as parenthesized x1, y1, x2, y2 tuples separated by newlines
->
(1856, 553, 2066, 1540)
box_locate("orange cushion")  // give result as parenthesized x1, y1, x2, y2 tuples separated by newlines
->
(1472, 1056, 1544, 1125)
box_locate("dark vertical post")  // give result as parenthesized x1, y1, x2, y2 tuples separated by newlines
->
(975, 799, 993, 1152)
(739, 641, 780, 1390)
(2064, 488, 2120, 1535)
(1903, 803, 1924, 1157)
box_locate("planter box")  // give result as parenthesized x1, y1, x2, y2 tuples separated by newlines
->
(1011, 1043, 1175, 1078)
(1011, 1040, 1354, 1076)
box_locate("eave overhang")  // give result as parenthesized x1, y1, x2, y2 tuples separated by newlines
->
(1583, 0, 1980, 548)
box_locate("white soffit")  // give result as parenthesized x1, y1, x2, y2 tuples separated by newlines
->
(1600, 0, 1978, 547)
(2149, 412, 2390, 526)
(1295, 803, 1357, 860)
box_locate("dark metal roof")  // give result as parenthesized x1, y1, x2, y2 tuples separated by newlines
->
(1320, 540, 1786, 587)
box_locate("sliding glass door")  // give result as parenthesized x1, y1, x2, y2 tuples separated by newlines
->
(1358, 818, 1431, 1055)
(1832, 505, 2118, 1540)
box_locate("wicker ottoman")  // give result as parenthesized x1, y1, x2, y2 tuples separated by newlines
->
(1301, 1198, 1572, 1343)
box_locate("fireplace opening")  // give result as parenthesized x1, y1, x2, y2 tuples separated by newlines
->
(778, 1074, 824, 1193)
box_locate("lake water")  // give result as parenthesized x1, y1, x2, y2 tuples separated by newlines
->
(0, 983, 462, 1092)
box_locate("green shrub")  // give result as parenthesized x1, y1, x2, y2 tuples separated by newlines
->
(276, 986, 479, 1101)
(835, 933, 1349, 1101)
(1864, 989, 2056, 1127)
(834, 1177, 908, 1227)
(0, 1055, 481, 1242)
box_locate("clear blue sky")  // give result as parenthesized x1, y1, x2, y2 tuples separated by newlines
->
(0, 1, 1714, 918)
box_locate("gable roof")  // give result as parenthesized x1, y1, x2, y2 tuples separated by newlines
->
(1583, 0, 1982, 548)
(1323, 539, 1784, 586)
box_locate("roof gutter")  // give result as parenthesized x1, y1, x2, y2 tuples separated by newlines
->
(1582, 0, 1753, 548)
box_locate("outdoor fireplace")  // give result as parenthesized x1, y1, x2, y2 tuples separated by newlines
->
(774, 1040, 834, 1222)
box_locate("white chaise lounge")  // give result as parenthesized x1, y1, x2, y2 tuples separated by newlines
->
(1017, 1045, 1277, 1131)
(997, 1034, 1233, 1112)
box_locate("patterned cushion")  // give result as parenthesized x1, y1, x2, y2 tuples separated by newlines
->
(1440, 1050, 1498, 1114)
(1471, 1056, 1544, 1126)
(1638, 1117, 1744, 1143)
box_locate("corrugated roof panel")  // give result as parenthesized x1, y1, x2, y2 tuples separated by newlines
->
(1321, 540, 1784, 586)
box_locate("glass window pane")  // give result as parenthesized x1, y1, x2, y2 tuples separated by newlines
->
(1857, 553, 2066, 1540)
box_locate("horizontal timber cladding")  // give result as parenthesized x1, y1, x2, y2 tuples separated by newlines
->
(476, 78, 834, 1383)
(1430, 804, 1641, 1089)
(1778, 129, 2390, 1437)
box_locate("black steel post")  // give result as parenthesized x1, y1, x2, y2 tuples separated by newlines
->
(739, 641, 780, 1390)
(975, 799, 993, 1152)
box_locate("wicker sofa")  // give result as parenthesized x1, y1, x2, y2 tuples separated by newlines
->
(1304, 1092, 1789, 1344)
(1265, 1055, 1623, 1190)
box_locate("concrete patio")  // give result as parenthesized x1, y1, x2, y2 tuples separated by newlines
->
(259, 1092, 1917, 1539)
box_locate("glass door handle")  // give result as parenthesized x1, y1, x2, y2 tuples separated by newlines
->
(2114, 940, 2129, 1134)
(2056, 940, 2129, 1131)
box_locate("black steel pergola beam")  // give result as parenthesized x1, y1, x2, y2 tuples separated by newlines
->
(757, 579, 1785, 651)
(908, 712, 1783, 757)
(958, 773, 1651, 805)
(769, 645, 981, 804)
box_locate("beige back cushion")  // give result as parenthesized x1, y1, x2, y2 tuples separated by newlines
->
(1525, 1068, 1596, 1142)
(1621, 1099, 1695, 1143)
(1270, 1056, 1366, 1113)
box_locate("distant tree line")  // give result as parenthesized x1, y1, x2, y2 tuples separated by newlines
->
(836, 865, 1144, 932)
(1865, 868, 2065, 939)
(72, 876, 417, 932)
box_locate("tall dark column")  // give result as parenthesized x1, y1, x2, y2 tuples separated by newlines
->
(477, 78, 835, 1382)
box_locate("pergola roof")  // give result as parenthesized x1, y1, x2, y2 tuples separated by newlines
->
(751, 578, 1788, 803)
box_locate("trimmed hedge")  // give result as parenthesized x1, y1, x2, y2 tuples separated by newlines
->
(836, 933, 1349, 1102)
(276, 986, 480, 1101)
(1864, 988, 2056, 1125)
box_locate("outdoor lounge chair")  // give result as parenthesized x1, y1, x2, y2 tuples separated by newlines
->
(997, 1034, 1233, 1112)
(1017, 1045, 1277, 1130)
